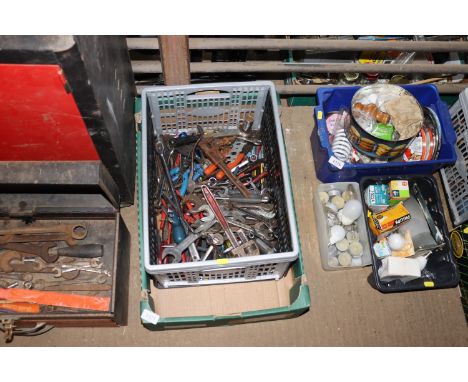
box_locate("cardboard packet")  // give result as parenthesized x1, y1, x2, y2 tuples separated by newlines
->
(369, 202, 411, 237)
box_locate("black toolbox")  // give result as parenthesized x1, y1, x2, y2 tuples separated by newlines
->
(360, 175, 459, 293)
(0, 36, 135, 342)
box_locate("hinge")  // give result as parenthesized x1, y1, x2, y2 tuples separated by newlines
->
(135, 112, 142, 132)
(0, 318, 16, 343)
(0, 319, 53, 343)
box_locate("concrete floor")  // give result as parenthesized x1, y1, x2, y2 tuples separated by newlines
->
(5, 106, 468, 346)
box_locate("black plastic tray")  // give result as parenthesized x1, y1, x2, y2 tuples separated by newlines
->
(360, 175, 459, 293)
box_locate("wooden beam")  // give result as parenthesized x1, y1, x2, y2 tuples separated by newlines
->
(158, 35, 190, 85)
(132, 60, 468, 75)
(127, 37, 468, 53)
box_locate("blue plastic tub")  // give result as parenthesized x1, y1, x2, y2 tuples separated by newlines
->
(312, 84, 457, 183)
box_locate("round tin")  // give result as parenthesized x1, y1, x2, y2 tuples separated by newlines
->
(347, 84, 423, 160)
(425, 107, 442, 160)
(426, 127, 435, 160)
(389, 75, 410, 84)
(420, 128, 428, 160)
(402, 107, 441, 162)
(343, 72, 360, 83)
(365, 73, 380, 82)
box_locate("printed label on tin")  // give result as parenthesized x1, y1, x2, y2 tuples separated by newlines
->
(328, 155, 345, 169)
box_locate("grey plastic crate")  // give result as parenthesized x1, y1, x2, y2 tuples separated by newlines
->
(141, 81, 300, 288)
(441, 88, 468, 226)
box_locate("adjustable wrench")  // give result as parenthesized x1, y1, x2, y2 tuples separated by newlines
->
(201, 186, 260, 257)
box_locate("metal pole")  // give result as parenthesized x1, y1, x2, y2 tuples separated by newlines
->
(127, 37, 468, 53)
(132, 60, 468, 75)
(136, 83, 467, 95)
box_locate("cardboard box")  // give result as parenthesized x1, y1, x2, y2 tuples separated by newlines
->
(388, 180, 410, 205)
(135, 126, 310, 328)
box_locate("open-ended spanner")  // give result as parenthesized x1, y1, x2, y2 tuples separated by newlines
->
(199, 138, 251, 197)
(230, 203, 276, 221)
(188, 204, 215, 222)
(0, 272, 34, 283)
(161, 219, 216, 263)
(0, 223, 87, 246)
(0, 251, 81, 279)
(26, 275, 109, 291)
(215, 186, 269, 203)
(0, 243, 103, 263)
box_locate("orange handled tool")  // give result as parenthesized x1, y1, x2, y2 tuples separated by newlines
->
(0, 301, 41, 314)
(0, 288, 110, 311)
(215, 153, 245, 180)
(203, 146, 231, 176)
(204, 163, 218, 177)
(199, 139, 251, 197)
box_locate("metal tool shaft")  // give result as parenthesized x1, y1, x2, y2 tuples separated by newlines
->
(199, 139, 251, 197)
(201, 185, 239, 247)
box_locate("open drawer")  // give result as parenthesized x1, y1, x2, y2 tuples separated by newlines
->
(0, 162, 130, 342)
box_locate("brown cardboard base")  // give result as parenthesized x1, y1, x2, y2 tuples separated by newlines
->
(151, 269, 295, 318)
(4, 106, 468, 346)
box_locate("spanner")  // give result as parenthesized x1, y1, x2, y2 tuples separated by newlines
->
(199, 138, 251, 197)
(0, 252, 82, 280)
(0, 223, 87, 246)
(162, 233, 201, 264)
(0, 243, 103, 263)
(215, 186, 269, 203)
(231, 203, 276, 221)
(26, 276, 109, 291)
(162, 219, 216, 263)
(189, 204, 215, 222)
(0, 272, 34, 282)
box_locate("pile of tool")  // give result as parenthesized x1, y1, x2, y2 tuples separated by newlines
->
(0, 223, 112, 314)
(153, 117, 278, 264)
